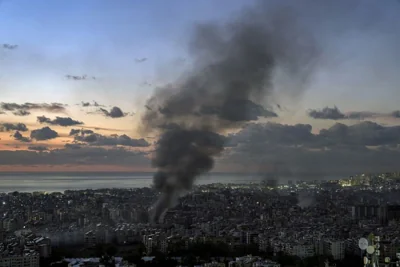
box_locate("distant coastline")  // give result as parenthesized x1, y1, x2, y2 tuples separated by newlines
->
(0, 173, 270, 193)
(0, 171, 155, 176)
(0, 171, 272, 177)
(0, 171, 348, 177)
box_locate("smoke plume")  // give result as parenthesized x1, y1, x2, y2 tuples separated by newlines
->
(297, 192, 316, 208)
(140, 1, 320, 223)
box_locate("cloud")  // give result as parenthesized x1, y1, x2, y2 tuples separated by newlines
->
(307, 106, 345, 120)
(2, 121, 400, 175)
(80, 101, 103, 107)
(140, 81, 153, 87)
(74, 132, 150, 147)
(0, 123, 28, 132)
(30, 127, 59, 141)
(64, 143, 82, 149)
(0, 146, 149, 166)
(307, 106, 391, 120)
(345, 111, 380, 120)
(12, 110, 31, 116)
(223, 121, 400, 175)
(98, 106, 127, 118)
(69, 129, 93, 136)
(318, 121, 400, 146)
(135, 58, 147, 63)
(0, 102, 66, 115)
(28, 146, 49, 152)
(13, 131, 30, 142)
(2, 44, 18, 50)
(37, 116, 83, 127)
(65, 75, 96, 81)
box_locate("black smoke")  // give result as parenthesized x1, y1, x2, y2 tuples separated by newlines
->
(140, 1, 320, 223)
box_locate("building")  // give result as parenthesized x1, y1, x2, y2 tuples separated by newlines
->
(25, 237, 52, 258)
(0, 251, 39, 267)
(387, 205, 400, 222)
(351, 205, 400, 225)
(289, 244, 315, 259)
(351, 205, 387, 224)
(84, 231, 97, 248)
(324, 240, 345, 260)
(228, 256, 280, 267)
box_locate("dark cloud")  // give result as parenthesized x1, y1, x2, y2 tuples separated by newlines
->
(135, 58, 147, 63)
(224, 122, 400, 175)
(0, 147, 149, 166)
(0, 102, 66, 114)
(69, 129, 81, 136)
(99, 107, 126, 118)
(346, 111, 379, 120)
(307, 106, 345, 120)
(13, 131, 30, 142)
(318, 121, 400, 146)
(2, 44, 18, 50)
(64, 143, 82, 149)
(69, 129, 94, 136)
(28, 146, 48, 152)
(308, 106, 400, 120)
(0, 123, 28, 132)
(12, 110, 31, 116)
(65, 75, 96, 81)
(30, 127, 59, 141)
(92, 127, 126, 132)
(37, 116, 83, 127)
(74, 132, 150, 147)
(228, 123, 314, 147)
(228, 121, 400, 148)
(80, 101, 103, 107)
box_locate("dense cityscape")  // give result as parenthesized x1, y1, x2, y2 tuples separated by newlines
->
(2, 0, 400, 266)
(1, 172, 400, 267)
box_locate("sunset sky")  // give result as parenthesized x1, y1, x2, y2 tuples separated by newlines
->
(0, 0, 400, 174)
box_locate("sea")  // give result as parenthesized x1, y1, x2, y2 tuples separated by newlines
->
(0, 172, 340, 193)
(0, 172, 269, 193)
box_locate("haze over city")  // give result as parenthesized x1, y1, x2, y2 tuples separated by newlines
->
(0, 0, 400, 177)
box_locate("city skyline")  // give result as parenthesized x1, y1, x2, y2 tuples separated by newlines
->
(1, 0, 400, 174)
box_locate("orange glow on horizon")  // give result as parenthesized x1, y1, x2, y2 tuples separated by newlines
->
(0, 164, 153, 172)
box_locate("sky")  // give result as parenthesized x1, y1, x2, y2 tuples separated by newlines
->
(0, 0, 400, 175)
